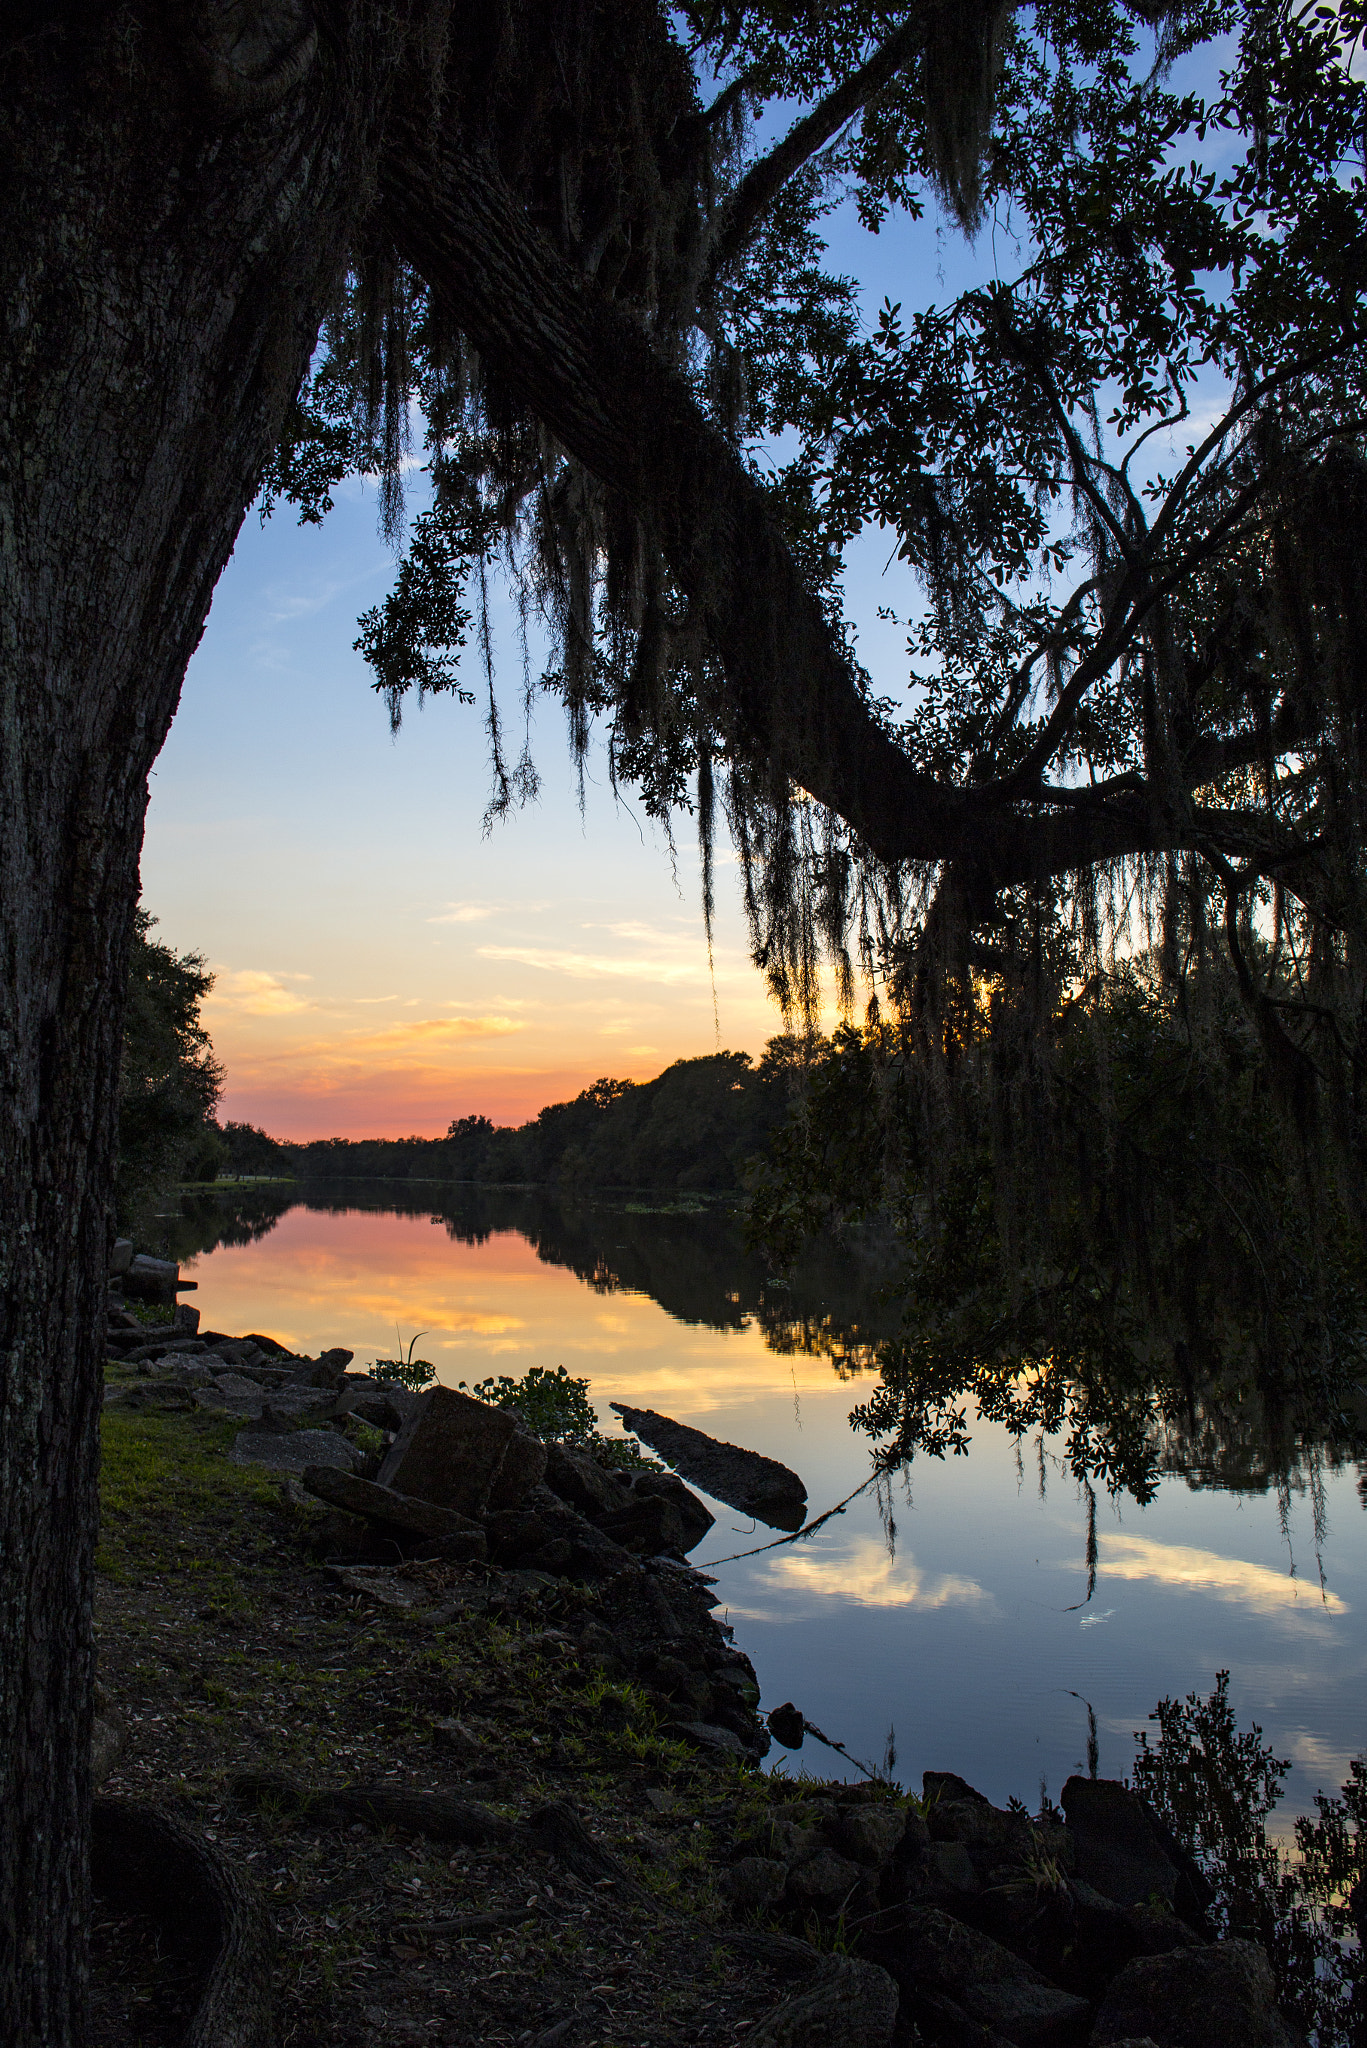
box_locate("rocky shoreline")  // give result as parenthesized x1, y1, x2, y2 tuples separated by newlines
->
(94, 1249, 1308, 2048)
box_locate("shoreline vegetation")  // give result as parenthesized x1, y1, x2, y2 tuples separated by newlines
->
(95, 1299, 1366, 2047)
(214, 1044, 810, 1199)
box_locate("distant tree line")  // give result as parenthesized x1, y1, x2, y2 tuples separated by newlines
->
(115, 908, 815, 1204)
(218, 1040, 812, 1193)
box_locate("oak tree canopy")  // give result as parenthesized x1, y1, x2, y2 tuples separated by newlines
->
(1, 2, 1364, 2041)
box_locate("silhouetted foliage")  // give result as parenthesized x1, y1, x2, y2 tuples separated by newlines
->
(277, 1048, 799, 1191)
(116, 910, 224, 1221)
(1134, 1673, 1367, 2045)
(749, 961, 1367, 1500)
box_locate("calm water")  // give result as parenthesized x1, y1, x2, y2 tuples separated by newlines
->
(166, 1181, 1367, 1826)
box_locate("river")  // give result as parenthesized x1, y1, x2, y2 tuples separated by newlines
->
(151, 1178, 1367, 1829)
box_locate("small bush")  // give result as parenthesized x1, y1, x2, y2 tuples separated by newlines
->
(459, 1364, 649, 1469)
(370, 1329, 437, 1391)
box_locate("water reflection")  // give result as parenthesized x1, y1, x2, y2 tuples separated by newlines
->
(155, 1178, 1367, 1822)
(144, 1179, 898, 1365)
(148, 1178, 1366, 1514)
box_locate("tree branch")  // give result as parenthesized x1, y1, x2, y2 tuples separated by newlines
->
(700, 15, 923, 291)
(378, 126, 1329, 905)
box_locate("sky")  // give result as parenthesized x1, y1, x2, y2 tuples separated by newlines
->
(139, 203, 967, 1140)
(138, 23, 1236, 1142)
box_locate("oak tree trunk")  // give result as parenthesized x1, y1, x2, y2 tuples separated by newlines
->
(0, 14, 390, 2039)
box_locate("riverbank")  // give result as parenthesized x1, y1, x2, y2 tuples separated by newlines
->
(93, 1348, 1328, 2048)
(94, 1390, 798, 2047)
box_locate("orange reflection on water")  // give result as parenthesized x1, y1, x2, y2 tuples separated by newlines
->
(183, 1205, 837, 1427)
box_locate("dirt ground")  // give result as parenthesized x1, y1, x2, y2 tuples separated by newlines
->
(92, 1396, 807, 2048)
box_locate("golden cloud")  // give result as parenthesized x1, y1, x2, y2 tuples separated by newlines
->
(766, 1536, 996, 1614)
(209, 968, 314, 1016)
(1099, 1532, 1349, 1615)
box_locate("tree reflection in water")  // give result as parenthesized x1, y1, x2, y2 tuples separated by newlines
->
(143, 1178, 1367, 2034)
(142, 1180, 1366, 1528)
(1133, 1672, 1366, 2047)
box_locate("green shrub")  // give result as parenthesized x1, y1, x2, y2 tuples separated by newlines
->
(370, 1329, 436, 1391)
(458, 1364, 649, 1469)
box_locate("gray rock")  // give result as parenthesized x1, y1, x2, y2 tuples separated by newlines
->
(1068, 1880, 1203, 1983)
(432, 1716, 484, 1757)
(929, 1839, 980, 1893)
(164, 1355, 215, 1382)
(335, 1375, 416, 1431)
(928, 1782, 1038, 1874)
(231, 1428, 362, 1473)
(1092, 1940, 1302, 2048)
(962, 1978, 1091, 2046)
(725, 1855, 790, 1916)
(630, 1467, 715, 1548)
(895, 1905, 1041, 1992)
(748, 1957, 899, 2048)
(596, 1493, 690, 1556)
(215, 1372, 273, 1398)
(125, 1253, 181, 1303)
(172, 1303, 200, 1335)
(302, 1465, 481, 1538)
(377, 1386, 516, 1514)
(838, 1802, 907, 1868)
(669, 1719, 748, 1757)
(1063, 1778, 1179, 1910)
(109, 1238, 134, 1276)
(610, 1402, 807, 1531)
(786, 1847, 868, 1914)
(542, 1440, 633, 1518)
(330, 1565, 432, 1612)
(485, 1429, 549, 1511)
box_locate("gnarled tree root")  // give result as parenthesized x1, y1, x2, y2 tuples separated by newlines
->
(92, 1797, 276, 2048)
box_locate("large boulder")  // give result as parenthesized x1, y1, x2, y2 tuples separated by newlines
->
(542, 1440, 633, 1517)
(596, 1493, 690, 1557)
(926, 1773, 1041, 1878)
(1092, 1940, 1302, 2048)
(1062, 1780, 1180, 1911)
(629, 1467, 715, 1548)
(231, 1428, 362, 1473)
(377, 1386, 517, 1514)
(887, 1907, 1091, 2048)
(300, 1465, 483, 1541)
(485, 1429, 549, 1510)
(748, 1957, 899, 2048)
(123, 1253, 181, 1302)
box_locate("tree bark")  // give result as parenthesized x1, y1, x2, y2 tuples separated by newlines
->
(0, 14, 388, 2039)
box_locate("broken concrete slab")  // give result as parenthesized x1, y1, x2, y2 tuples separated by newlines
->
(377, 1385, 517, 1515)
(610, 1404, 807, 1530)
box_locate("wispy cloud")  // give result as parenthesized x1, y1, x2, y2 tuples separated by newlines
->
(350, 1015, 523, 1053)
(477, 942, 718, 986)
(429, 900, 552, 924)
(1099, 1533, 1348, 1615)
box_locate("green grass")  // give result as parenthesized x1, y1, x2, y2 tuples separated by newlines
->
(97, 1406, 281, 1581)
